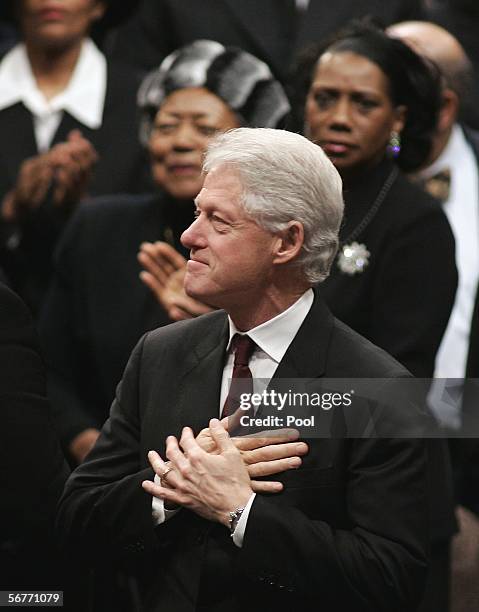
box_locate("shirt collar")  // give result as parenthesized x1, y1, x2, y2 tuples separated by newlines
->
(0, 39, 106, 129)
(227, 288, 314, 363)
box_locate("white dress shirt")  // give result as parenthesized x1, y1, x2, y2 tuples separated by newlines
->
(0, 38, 107, 152)
(152, 289, 315, 546)
(421, 125, 479, 380)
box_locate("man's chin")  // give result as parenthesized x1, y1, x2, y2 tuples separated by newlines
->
(184, 282, 220, 310)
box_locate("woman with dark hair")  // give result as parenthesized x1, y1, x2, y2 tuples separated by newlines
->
(39, 39, 290, 464)
(301, 21, 457, 378)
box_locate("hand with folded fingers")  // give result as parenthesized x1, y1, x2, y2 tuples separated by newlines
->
(138, 240, 213, 320)
(196, 416, 308, 493)
(143, 420, 254, 525)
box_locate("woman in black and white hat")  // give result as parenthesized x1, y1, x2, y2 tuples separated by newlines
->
(39, 39, 290, 464)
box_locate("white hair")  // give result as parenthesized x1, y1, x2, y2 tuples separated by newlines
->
(203, 128, 344, 283)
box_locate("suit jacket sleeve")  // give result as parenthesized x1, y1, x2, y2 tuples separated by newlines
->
(55, 333, 176, 569)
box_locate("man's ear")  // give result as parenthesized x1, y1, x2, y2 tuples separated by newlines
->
(438, 89, 459, 133)
(273, 221, 304, 265)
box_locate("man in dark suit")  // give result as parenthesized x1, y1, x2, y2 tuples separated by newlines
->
(106, 0, 424, 83)
(57, 128, 433, 611)
(0, 282, 69, 589)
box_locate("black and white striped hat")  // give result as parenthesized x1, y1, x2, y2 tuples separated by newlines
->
(137, 39, 291, 145)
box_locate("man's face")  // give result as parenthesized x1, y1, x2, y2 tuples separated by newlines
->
(181, 166, 280, 311)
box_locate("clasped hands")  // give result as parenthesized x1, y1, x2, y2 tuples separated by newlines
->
(138, 241, 213, 320)
(142, 418, 308, 527)
(2, 130, 97, 222)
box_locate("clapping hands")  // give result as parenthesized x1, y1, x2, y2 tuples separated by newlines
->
(1, 130, 97, 222)
(138, 240, 213, 320)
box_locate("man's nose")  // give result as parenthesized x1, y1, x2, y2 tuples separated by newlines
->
(181, 216, 203, 249)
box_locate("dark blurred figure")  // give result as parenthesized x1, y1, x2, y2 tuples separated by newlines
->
(39, 40, 290, 465)
(425, 0, 479, 128)
(0, 282, 69, 591)
(0, 0, 150, 315)
(105, 0, 424, 83)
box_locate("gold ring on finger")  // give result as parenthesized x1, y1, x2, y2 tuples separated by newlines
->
(159, 463, 174, 485)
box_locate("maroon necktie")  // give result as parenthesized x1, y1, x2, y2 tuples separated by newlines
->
(221, 334, 256, 419)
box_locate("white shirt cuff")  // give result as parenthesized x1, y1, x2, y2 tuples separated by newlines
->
(151, 473, 181, 525)
(231, 492, 256, 548)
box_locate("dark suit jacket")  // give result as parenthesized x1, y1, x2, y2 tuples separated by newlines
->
(107, 0, 423, 82)
(0, 283, 69, 589)
(0, 59, 151, 313)
(39, 192, 193, 449)
(57, 293, 433, 612)
(321, 159, 458, 378)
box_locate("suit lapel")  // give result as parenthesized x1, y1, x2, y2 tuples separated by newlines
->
(255, 291, 336, 442)
(272, 290, 333, 380)
(257, 291, 339, 471)
(176, 315, 229, 435)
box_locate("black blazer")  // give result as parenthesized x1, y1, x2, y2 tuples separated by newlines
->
(39, 192, 193, 448)
(0, 283, 69, 589)
(57, 293, 434, 612)
(321, 159, 458, 378)
(107, 0, 424, 82)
